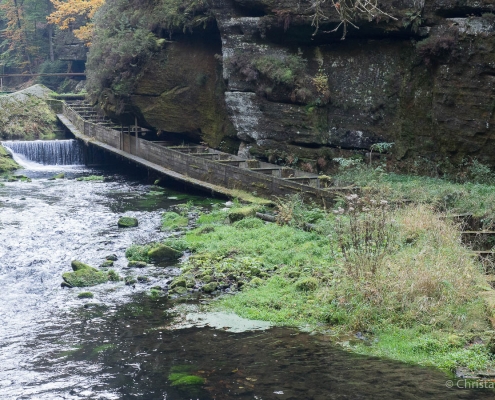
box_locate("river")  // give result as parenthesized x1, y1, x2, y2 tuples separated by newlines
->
(0, 140, 492, 399)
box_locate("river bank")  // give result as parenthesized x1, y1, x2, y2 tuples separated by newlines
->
(124, 166, 495, 378)
(4, 156, 490, 398)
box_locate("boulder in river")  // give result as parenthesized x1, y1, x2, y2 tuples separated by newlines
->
(62, 260, 109, 288)
(118, 217, 138, 228)
(48, 173, 65, 180)
(106, 254, 118, 261)
(148, 244, 181, 262)
(127, 261, 147, 268)
(100, 260, 114, 268)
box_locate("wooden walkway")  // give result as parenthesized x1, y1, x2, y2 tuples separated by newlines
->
(57, 100, 351, 205)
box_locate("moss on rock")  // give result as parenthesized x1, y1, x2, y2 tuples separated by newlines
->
(127, 260, 147, 268)
(62, 260, 109, 288)
(148, 244, 182, 262)
(0, 145, 20, 173)
(78, 292, 94, 299)
(202, 282, 217, 293)
(118, 217, 138, 228)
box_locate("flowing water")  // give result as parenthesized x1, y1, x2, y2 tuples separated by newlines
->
(0, 141, 493, 399)
(2, 140, 85, 166)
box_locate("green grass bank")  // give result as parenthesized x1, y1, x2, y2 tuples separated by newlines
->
(127, 169, 495, 375)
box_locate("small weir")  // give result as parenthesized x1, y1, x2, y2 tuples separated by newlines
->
(2, 139, 85, 165)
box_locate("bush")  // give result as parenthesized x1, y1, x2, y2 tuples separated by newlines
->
(333, 194, 394, 277)
(37, 60, 69, 90)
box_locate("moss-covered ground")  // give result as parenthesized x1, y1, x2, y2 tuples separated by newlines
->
(0, 145, 20, 173)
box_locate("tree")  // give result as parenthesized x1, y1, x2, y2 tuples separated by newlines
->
(47, 0, 104, 44)
(0, 0, 54, 71)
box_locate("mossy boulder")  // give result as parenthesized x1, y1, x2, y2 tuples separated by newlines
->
(108, 270, 121, 281)
(62, 260, 109, 288)
(118, 217, 138, 228)
(169, 373, 205, 387)
(171, 277, 187, 289)
(0, 145, 19, 173)
(202, 282, 217, 293)
(148, 244, 182, 262)
(228, 207, 257, 223)
(170, 286, 187, 295)
(100, 260, 114, 268)
(106, 254, 118, 261)
(71, 260, 94, 271)
(125, 276, 137, 285)
(49, 173, 65, 180)
(78, 292, 94, 299)
(127, 260, 147, 268)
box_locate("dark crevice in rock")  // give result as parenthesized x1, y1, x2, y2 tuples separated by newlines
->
(436, 7, 493, 18)
(289, 141, 324, 149)
(232, 2, 267, 17)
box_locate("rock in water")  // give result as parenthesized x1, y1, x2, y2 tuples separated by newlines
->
(127, 261, 147, 268)
(62, 260, 109, 288)
(106, 254, 118, 261)
(118, 217, 138, 228)
(148, 244, 182, 262)
(100, 260, 114, 268)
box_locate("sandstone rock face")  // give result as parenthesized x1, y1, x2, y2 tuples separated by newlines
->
(99, 0, 495, 166)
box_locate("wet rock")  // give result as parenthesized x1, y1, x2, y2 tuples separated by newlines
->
(125, 276, 137, 285)
(49, 173, 65, 180)
(108, 270, 121, 281)
(118, 217, 138, 228)
(63, 260, 109, 288)
(171, 277, 187, 289)
(127, 260, 147, 268)
(77, 292, 94, 299)
(148, 244, 182, 262)
(202, 282, 217, 293)
(137, 276, 150, 283)
(71, 260, 94, 272)
(170, 286, 187, 295)
(106, 254, 118, 261)
(100, 260, 114, 268)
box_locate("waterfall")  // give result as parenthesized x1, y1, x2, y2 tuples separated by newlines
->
(2, 140, 85, 166)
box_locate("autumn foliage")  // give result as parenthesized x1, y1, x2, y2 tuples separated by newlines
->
(47, 0, 105, 44)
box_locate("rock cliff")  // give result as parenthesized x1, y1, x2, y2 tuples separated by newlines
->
(90, 0, 495, 167)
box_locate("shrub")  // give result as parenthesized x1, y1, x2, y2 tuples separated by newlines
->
(333, 194, 394, 277)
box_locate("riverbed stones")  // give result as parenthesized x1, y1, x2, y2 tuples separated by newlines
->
(148, 244, 181, 262)
(106, 254, 118, 261)
(125, 276, 137, 285)
(77, 292, 94, 299)
(118, 217, 138, 228)
(100, 260, 114, 268)
(49, 173, 65, 180)
(202, 282, 217, 293)
(62, 260, 109, 288)
(127, 260, 147, 268)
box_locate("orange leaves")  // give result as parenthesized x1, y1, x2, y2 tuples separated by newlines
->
(47, 0, 105, 44)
